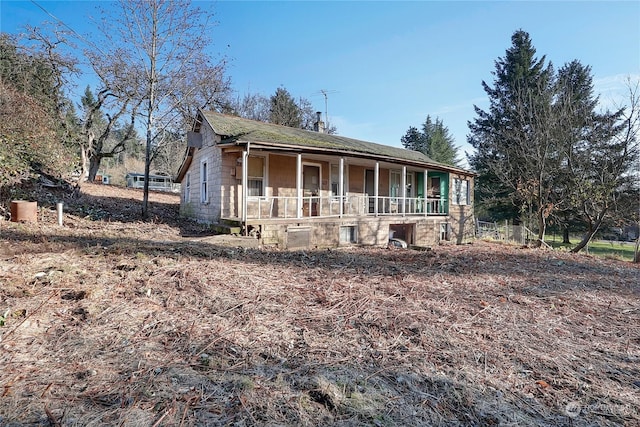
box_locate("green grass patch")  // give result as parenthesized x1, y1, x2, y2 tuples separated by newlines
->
(546, 239, 636, 261)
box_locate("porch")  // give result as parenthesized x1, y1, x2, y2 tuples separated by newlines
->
(244, 194, 448, 219)
(230, 150, 451, 222)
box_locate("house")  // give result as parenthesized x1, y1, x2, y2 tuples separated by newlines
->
(125, 172, 177, 192)
(176, 111, 475, 249)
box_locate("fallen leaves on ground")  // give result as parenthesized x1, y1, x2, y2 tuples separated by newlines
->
(0, 183, 638, 426)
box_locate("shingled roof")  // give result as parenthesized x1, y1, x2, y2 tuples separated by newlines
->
(200, 111, 465, 171)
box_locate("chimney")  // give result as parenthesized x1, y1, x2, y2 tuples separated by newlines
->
(313, 111, 325, 133)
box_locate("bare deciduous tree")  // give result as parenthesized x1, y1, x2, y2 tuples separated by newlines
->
(226, 92, 271, 122)
(78, 86, 139, 181)
(88, 0, 230, 217)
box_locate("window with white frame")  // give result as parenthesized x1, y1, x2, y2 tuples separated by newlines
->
(247, 156, 265, 197)
(440, 222, 451, 241)
(184, 172, 191, 203)
(200, 159, 208, 203)
(340, 225, 357, 244)
(453, 178, 469, 205)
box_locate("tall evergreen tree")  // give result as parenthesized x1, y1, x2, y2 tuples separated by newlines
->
(468, 30, 556, 245)
(269, 87, 302, 128)
(469, 30, 638, 252)
(558, 71, 637, 253)
(424, 116, 460, 166)
(552, 60, 601, 243)
(401, 126, 427, 154)
(401, 115, 460, 166)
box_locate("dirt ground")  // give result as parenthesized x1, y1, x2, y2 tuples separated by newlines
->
(0, 183, 639, 426)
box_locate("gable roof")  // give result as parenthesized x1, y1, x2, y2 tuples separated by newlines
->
(177, 111, 471, 182)
(201, 111, 468, 171)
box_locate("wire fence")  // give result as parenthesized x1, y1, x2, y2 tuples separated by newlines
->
(475, 220, 543, 246)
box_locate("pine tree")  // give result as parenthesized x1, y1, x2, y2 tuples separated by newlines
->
(269, 87, 302, 128)
(468, 30, 638, 251)
(552, 60, 601, 243)
(401, 115, 459, 166)
(467, 30, 556, 245)
(556, 67, 636, 253)
(424, 117, 460, 166)
(400, 126, 426, 153)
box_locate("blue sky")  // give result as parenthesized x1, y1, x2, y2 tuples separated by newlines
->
(2, 1, 639, 166)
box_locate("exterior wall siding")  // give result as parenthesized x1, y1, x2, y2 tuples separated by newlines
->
(180, 122, 222, 223)
(221, 152, 240, 218)
(348, 165, 365, 193)
(415, 221, 440, 245)
(447, 172, 475, 244)
(269, 154, 297, 198)
(379, 169, 390, 197)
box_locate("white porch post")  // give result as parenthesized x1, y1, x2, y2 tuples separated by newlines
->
(374, 161, 379, 216)
(339, 157, 345, 218)
(241, 149, 248, 226)
(401, 165, 407, 216)
(296, 153, 302, 218)
(424, 168, 429, 217)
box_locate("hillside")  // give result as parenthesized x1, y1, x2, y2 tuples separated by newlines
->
(0, 183, 638, 426)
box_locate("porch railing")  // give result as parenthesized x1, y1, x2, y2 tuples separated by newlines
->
(246, 195, 447, 220)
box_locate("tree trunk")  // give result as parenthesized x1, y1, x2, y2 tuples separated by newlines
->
(635, 216, 640, 263)
(571, 217, 604, 253)
(87, 155, 102, 182)
(142, 5, 158, 220)
(534, 208, 546, 248)
(562, 226, 571, 244)
(142, 129, 152, 219)
(80, 146, 89, 182)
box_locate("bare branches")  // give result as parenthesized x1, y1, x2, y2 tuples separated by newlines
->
(86, 0, 230, 217)
(0, 35, 77, 185)
(78, 86, 141, 181)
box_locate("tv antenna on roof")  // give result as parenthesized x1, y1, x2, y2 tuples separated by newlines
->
(313, 89, 338, 126)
